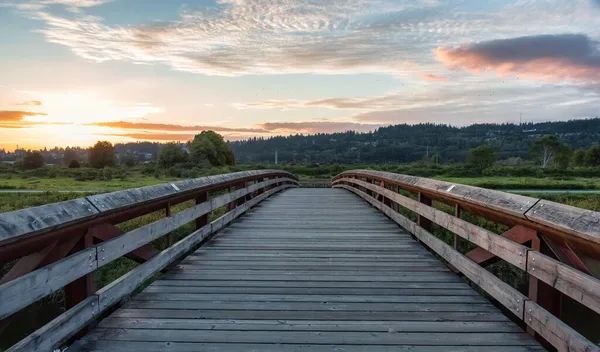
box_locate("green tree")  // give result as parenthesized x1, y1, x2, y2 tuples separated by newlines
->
(585, 146, 600, 166)
(68, 159, 80, 168)
(157, 142, 188, 168)
(88, 141, 115, 168)
(189, 131, 235, 167)
(122, 152, 136, 167)
(22, 152, 45, 169)
(467, 145, 496, 172)
(530, 135, 564, 168)
(63, 147, 78, 165)
(553, 144, 572, 169)
(573, 148, 587, 166)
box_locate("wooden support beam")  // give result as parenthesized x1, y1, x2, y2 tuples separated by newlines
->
(63, 232, 96, 339)
(527, 234, 562, 346)
(88, 224, 159, 263)
(454, 204, 460, 250)
(417, 192, 432, 232)
(465, 226, 537, 267)
(195, 192, 208, 230)
(165, 202, 173, 248)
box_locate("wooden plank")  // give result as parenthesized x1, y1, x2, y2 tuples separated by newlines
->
(77, 328, 538, 345)
(161, 273, 463, 282)
(527, 251, 600, 315)
(98, 225, 212, 309)
(86, 171, 295, 213)
(70, 340, 545, 352)
(0, 198, 98, 245)
(524, 300, 600, 352)
(340, 178, 529, 270)
(98, 317, 521, 333)
(335, 170, 538, 220)
(7, 296, 98, 352)
(525, 200, 600, 249)
(96, 200, 211, 265)
(151, 279, 471, 289)
(124, 301, 496, 312)
(96, 184, 291, 310)
(133, 293, 488, 304)
(0, 246, 97, 320)
(143, 285, 478, 296)
(111, 308, 509, 321)
(337, 184, 527, 319)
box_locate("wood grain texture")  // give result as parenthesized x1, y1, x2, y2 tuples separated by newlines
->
(7, 296, 98, 352)
(338, 177, 529, 270)
(70, 188, 538, 352)
(335, 184, 527, 319)
(0, 246, 97, 320)
(524, 300, 600, 352)
(0, 198, 98, 245)
(527, 251, 600, 315)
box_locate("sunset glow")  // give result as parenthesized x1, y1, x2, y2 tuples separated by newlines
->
(1, 0, 599, 150)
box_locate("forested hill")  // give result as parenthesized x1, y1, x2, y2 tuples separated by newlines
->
(228, 118, 600, 164)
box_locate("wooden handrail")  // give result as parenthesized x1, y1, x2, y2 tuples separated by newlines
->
(333, 171, 600, 352)
(334, 170, 600, 259)
(0, 171, 298, 351)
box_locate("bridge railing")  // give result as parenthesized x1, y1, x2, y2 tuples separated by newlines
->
(0, 170, 298, 351)
(333, 170, 600, 352)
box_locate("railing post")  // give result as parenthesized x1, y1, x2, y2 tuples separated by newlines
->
(454, 204, 460, 250)
(527, 234, 563, 344)
(417, 192, 432, 232)
(63, 230, 95, 338)
(165, 202, 173, 247)
(195, 192, 208, 230)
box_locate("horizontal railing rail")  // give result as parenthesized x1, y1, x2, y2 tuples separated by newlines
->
(333, 170, 600, 352)
(0, 170, 298, 351)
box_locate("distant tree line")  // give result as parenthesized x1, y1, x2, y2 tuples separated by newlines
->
(229, 118, 600, 165)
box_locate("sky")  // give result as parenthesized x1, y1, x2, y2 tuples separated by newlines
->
(1, 0, 599, 150)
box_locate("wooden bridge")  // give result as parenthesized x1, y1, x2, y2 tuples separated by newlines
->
(0, 170, 599, 351)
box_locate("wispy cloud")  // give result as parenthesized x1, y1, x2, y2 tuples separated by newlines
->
(17, 100, 42, 106)
(436, 34, 600, 84)
(419, 73, 448, 81)
(0, 110, 47, 122)
(17, 0, 478, 76)
(103, 132, 197, 141)
(258, 121, 382, 134)
(89, 120, 269, 133)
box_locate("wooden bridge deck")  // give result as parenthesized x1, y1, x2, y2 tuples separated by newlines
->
(71, 188, 542, 351)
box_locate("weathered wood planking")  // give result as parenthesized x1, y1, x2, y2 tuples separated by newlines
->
(525, 199, 600, 248)
(87, 170, 295, 212)
(336, 184, 527, 319)
(339, 177, 529, 270)
(524, 301, 600, 352)
(0, 171, 297, 247)
(7, 297, 98, 352)
(70, 188, 539, 351)
(96, 178, 291, 266)
(335, 170, 537, 219)
(0, 198, 98, 245)
(527, 251, 600, 315)
(0, 246, 97, 320)
(5, 183, 293, 352)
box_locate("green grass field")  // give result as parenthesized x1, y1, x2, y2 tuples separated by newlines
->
(438, 176, 600, 190)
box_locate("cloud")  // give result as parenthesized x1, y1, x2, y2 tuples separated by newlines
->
(89, 121, 269, 133)
(419, 73, 448, 81)
(258, 121, 382, 134)
(436, 34, 600, 84)
(39, 0, 113, 7)
(0, 110, 47, 122)
(20, 0, 472, 76)
(18, 100, 42, 106)
(104, 133, 197, 141)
